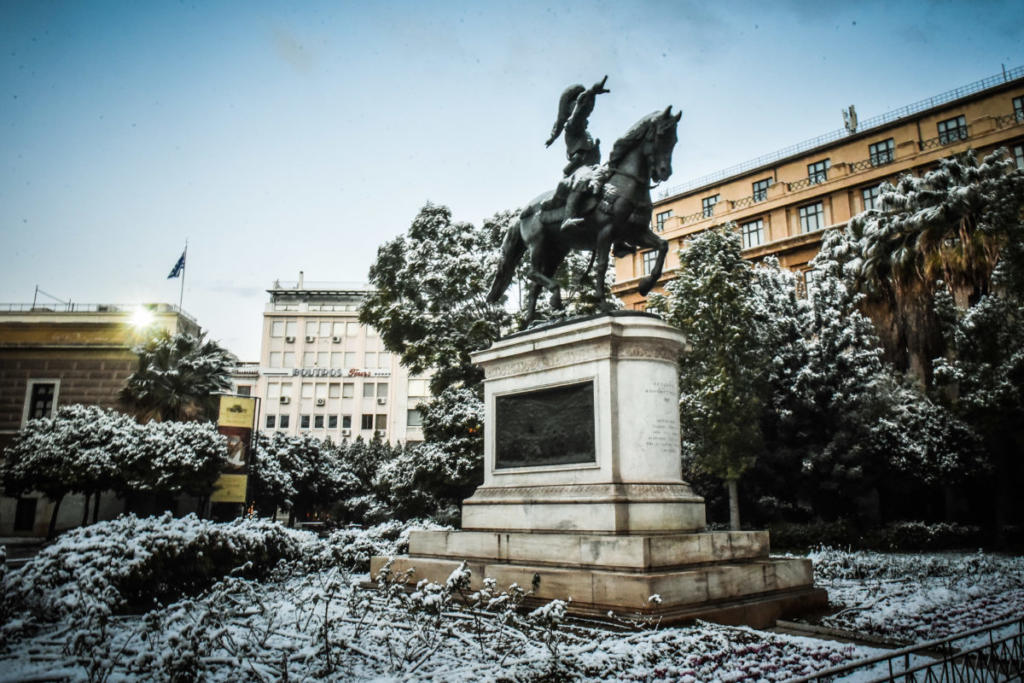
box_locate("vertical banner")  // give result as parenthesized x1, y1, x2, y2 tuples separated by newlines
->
(210, 395, 257, 503)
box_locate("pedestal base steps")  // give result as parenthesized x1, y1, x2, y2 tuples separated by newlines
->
(370, 529, 828, 628)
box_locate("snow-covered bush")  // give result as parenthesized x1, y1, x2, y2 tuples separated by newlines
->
(3, 513, 315, 621)
(308, 518, 449, 571)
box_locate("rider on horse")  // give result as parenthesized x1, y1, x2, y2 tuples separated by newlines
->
(546, 76, 611, 233)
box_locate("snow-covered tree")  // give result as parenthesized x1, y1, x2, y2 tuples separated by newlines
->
(647, 226, 768, 530)
(121, 331, 236, 422)
(126, 420, 227, 498)
(933, 285, 1024, 537)
(824, 148, 1024, 380)
(361, 204, 512, 395)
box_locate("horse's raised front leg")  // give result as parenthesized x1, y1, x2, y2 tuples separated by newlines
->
(635, 230, 668, 297)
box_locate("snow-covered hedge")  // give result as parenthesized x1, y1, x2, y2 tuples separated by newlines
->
(310, 519, 449, 571)
(771, 520, 986, 552)
(4, 513, 316, 621)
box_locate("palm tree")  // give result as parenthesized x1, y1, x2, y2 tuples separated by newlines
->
(839, 148, 1022, 380)
(121, 331, 236, 422)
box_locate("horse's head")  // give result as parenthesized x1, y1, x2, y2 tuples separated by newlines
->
(649, 106, 681, 184)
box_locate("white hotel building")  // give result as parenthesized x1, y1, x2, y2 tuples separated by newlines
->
(254, 274, 429, 445)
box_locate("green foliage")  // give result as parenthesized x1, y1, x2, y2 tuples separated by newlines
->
(121, 331, 236, 422)
(647, 226, 766, 483)
(361, 203, 512, 395)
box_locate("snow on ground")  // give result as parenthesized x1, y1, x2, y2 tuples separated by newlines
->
(809, 547, 1024, 642)
(2, 520, 1021, 682)
(0, 563, 872, 682)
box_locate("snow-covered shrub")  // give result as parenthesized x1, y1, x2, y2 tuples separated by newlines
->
(308, 518, 449, 571)
(4, 513, 316, 621)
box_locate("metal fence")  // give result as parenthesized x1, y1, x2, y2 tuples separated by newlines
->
(792, 615, 1024, 682)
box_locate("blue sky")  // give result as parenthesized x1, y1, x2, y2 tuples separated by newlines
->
(1, 0, 1021, 359)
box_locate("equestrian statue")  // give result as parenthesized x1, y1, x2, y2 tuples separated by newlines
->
(486, 76, 682, 327)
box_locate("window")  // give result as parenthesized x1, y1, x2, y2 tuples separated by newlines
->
(741, 219, 764, 248)
(375, 414, 387, 430)
(655, 209, 673, 232)
(346, 322, 358, 336)
(803, 269, 820, 297)
(701, 195, 719, 218)
(279, 414, 290, 429)
(271, 321, 284, 337)
(303, 352, 315, 368)
(269, 352, 282, 368)
(285, 321, 297, 337)
(407, 409, 423, 427)
(807, 159, 830, 185)
(24, 381, 58, 423)
(236, 385, 251, 396)
(267, 383, 280, 400)
(799, 202, 824, 233)
(862, 185, 882, 211)
(1014, 144, 1024, 170)
(300, 383, 313, 399)
(363, 383, 375, 398)
(364, 352, 377, 368)
(300, 415, 310, 429)
(314, 415, 324, 429)
(641, 250, 657, 275)
(342, 383, 354, 398)
(328, 383, 341, 398)
(280, 383, 293, 399)
(332, 322, 344, 336)
(317, 351, 328, 367)
(305, 321, 317, 337)
(869, 138, 894, 166)
(408, 379, 428, 397)
(342, 415, 352, 429)
(328, 415, 338, 429)
(752, 178, 772, 202)
(315, 383, 327, 401)
(319, 321, 331, 337)
(330, 352, 342, 368)
(1014, 96, 1023, 122)
(266, 415, 276, 429)
(361, 414, 374, 430)
(376, 382, 388, 398)
(937, 115, 967, 144)
(379, 352, 391, 368)
(344, 352, 356, 367)
(282, 351, 295, 367)
(366, 326, 377, 337)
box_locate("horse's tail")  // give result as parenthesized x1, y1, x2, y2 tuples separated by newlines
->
(487, 220, 526, 304)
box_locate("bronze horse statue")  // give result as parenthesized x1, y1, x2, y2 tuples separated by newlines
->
(487, 106, 681, 326)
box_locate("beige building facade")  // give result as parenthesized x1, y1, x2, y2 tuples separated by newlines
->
(614, 67, 1024, 307)
(254, 275, 428, 446)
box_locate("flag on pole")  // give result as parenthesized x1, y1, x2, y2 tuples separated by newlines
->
(167, 251, 186, 279)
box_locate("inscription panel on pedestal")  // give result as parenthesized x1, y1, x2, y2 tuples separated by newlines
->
(495, 380, 595, 469)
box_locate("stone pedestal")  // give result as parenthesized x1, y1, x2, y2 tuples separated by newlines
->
(371, 313, 826, 627)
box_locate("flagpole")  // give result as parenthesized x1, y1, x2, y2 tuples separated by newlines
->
(178, 240, 187, 312)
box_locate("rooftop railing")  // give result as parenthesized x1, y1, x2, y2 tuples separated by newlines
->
(0, 302, 196, 322)
(658, 65, 1024, 200)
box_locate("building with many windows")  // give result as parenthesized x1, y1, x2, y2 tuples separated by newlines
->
(0, 302, 199, 535)
(614, 67, 1024, 306)
(254, 274, 428, 445)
